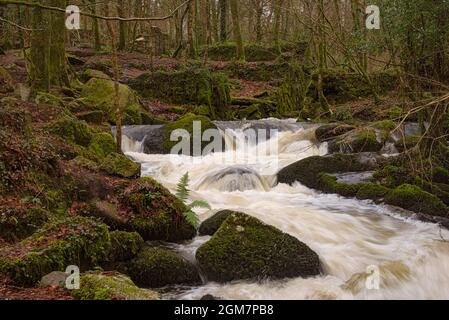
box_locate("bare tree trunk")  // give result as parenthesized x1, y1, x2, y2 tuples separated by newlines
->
(229, 0, 244, 61)
(219, 0, 227, 42)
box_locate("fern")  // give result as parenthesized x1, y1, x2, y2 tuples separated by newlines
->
(175, 172, 211, 230)
(176, 172, 190, 203)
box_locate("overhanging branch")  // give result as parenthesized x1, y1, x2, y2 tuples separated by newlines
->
(0, 0, 191, 22)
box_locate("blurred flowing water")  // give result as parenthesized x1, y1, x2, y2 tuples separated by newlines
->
(121, 119, 449, 300)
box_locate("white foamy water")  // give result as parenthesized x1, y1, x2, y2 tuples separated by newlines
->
(123, 121, 449, 300)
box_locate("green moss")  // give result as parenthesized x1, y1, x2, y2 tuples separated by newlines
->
(0, 216, 111, 287)
(35, 92, 65, 107)
(373, 165, 409, 188)
(385, 184, 448, 217)
(121, 245, 200, 288)
(389, 106, 404, 120)
(80, 78, 140, 123)
(433, 166, 449, 184)
(237, 105, 263, 120)
(71, 156, 99, 171)
(277, 154, 375, 189)
(198, 210, 233, 236)
(318, 173, 362, 197)
(162, 114, 218, 155)
(394, 136, 420, 152)
(73, 272, 159, 300)
(119, 177, 196, 242)
(47, 115, 93, 147)
(107, 231, 144, 262)
(122, 104, 143, 125)
(131, 68, 231, 120)
(88, 133, 116, 159)
(356, 183, 390, 201)
(79, 69, 111, 83)
(329, 129, 382, 153)
(100, 153, 141, 178)
(0, 206, 49, 243)
(196, 212, 321, 282)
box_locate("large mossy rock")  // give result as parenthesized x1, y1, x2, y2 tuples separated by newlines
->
(196, 212, 321, 282)
(119, 245, 201, 288)
(47, 115, 93, 147)
(86, 178, 196, 242)
(88, 132, 116, 160)
(198, 210, 233, 236)
(385, 184, 448, 217)
(130, 68, 231, 120)
(79, 78, 144, 124)
(73, 272, 159, 300)
(328, 128, 383, 153)
(99, 153, 141, 179)
(107, 231, 145, 262)
(277, 153, 384, 190)
(0, 216, 110, 286)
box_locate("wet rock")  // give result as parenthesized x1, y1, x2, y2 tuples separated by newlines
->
(0, 216, 110, 286)
(385, 184, 448, 217)
(117, 245, 201, 288)
(277, 153, 385, 190)
(83, 178, 196, 242)
(72, 272, 159, 300)
(39, 271, 68, 288)
(198, 210, 234, 236)
(107, 231, 145, 262)
(99, 153, 141, 179)
(196, 212, 321, 283)
(328, 128, 383, 153)
(315, 123, 356, 142)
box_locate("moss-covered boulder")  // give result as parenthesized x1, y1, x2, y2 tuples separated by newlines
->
(84, 178, 196, 242)
(196, 212, 321, 282)
(198, 210, 233, 236)
(99, 153, 141, 179)
(329, 128, 382, 153)
(119, 245, 200, 288)
(0, 216, 110, 286)
(0, 205, 48, 243)
(73, 272, 159, 300)
(88, 132, 116, 160)
(318, 173, 362, 198)
(277, 153, 383, 190)
(80, 78, 143, 124)
(356, 183, 390, 201)
(0, 66, 14, 93)
(385, 184, 448, 217)
(107, 231, 144, 262)
(79, 69, 111, 82)
(47, 115, 93, 147)
(131, 68, 232, 120)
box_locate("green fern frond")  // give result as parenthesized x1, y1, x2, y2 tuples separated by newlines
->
(188, 200, 211, 210)
(183, 210, 200, 229)
(176, 172, 190, 203)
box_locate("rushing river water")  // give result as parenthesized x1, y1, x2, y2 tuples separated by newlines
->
(121, 119, 449, 300)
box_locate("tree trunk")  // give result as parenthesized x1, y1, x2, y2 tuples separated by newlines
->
(219, 0, 227, 42)
(187, 1, 197, 58)
(30, 0, 68, 93)
(117, 0, 127, 51)
(229, 0, 244, 61)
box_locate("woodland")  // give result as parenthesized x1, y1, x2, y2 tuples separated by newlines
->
(0, 0, 448, 300)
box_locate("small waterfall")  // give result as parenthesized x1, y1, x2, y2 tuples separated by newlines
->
(121, 134, 145, 153)
(196, 166, 274, 192)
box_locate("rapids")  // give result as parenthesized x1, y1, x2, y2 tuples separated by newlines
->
(121, 119, 449, 300)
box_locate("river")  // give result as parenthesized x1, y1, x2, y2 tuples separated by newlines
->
(121, 119, 449, 300)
